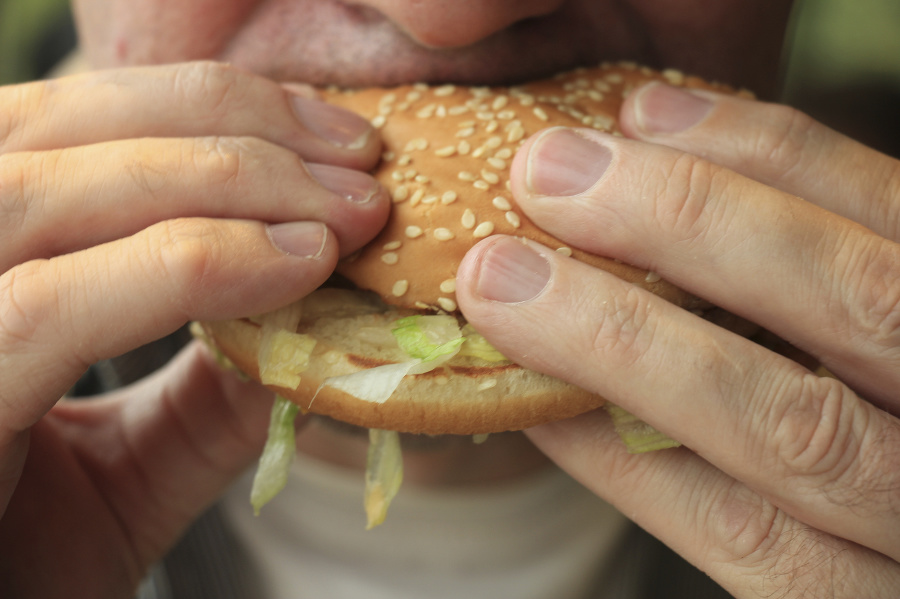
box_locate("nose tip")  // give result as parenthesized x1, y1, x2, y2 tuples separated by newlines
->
(361, 0, 565, 49)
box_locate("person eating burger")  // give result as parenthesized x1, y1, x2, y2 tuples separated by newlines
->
(0, 1, 898, 598)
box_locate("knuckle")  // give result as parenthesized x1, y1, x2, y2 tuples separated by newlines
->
(192, 136, 263, 191)
(750, 103, 818, 178)
(0, 153, 31, 239)
(708, 486, 852, 599)
(770, 374, 867, 493)
(142, 218, 226, 313)
(0, 80, 46, 153)
(842, 240, 900, 360)
(0, 260, 57, 351)
(650, 152, 731, 250)
(170, 61, 250, 121)
(589, 286, 656, 368)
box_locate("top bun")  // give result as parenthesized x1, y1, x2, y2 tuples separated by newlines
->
(326, 62, 736, 314)
(198, 63, 742, 435)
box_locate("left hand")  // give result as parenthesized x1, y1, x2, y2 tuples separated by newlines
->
(456, 82, 900, 598)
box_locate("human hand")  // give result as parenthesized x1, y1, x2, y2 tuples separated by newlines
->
(0, 62, 389, 597)
(457, 82, 900, 597)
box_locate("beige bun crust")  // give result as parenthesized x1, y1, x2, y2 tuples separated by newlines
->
(200, 63, 743, 435)
(326, 62, 739, 313)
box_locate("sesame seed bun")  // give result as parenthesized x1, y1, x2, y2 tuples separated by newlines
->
(198, 63, 741, 435)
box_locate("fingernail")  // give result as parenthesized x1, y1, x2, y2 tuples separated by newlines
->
(307, 163, 378, 203)
(267, 221, 328, 258)
(526, 128, 612, 197)
(633, 82, 713, 134)
(475, 237, 551, 303)
(289, 95, 372, 149)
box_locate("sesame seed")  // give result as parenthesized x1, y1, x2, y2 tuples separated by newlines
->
(556, 247, 573, 257)
(434, 228, 455, 241)
(491, 96, 509, 110)
(478, 379, 498, 391)
(518, 94, 535, 106)
(496, 110, 516, 120)
(458, 120, 477, 128)
(662, 69, 685, 85)
(458, 171, 477, 182)
(410, 189, 425, 206)
(494, 148, 513, 160)
(441, 191, 458, 204)
(456, 127, 476, 138)
(392, 185, 409, 202)
(485, 120, 499, 133)
(414, 175, 430, 184)
(487, 157, 506, 170)
(416, 103, 436, 118)
(492, 196, 512, 211)
(406, 91, 422, 102)
(473, 180, 490, 191)
(604, 73, 624, 84)
(405, 225, 424, 238)
(404, 138, 429, 152)
(435, 145, 457, 157)
(533, 107, 549, 121)
(461, 209, 476, 229)
(397, 154, 412, 166)
(439, 279, 457, 293)
(435, 105, 447, 118)
(507, 124, 525, 143)
(391, 170, 405, 182)
(434, 84, 456, 97)
(485, 136, 503, 149)
(476, 111, 495, 120)
(645, 271, 662, 283)
(382, 151, 396, 161)
(471, 145, 487, 158)
(404, 168, 418, 180)
(448, 105, 469, 115)
(473, 221, 495, 238)
(381, 252, 399, 265)
(371, 115, 387, 128)
(422, 194, 438, 204)
(481, 169, 500, 185)
(457, 140, 471, 155)
(392, 280, 409, 297)
(383, 241, 402, 251)
(437, 297, 458, 312)
(505, 211, 521, 228)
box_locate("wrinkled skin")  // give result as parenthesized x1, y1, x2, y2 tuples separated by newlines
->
(3, 1, 900, 598)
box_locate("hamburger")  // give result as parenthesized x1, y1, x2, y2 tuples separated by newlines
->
(195, 62, 747, 524)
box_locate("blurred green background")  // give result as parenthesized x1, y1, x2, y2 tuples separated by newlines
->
(0, 0, 898, 154)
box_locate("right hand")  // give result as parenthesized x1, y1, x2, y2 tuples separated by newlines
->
(0, 61, 389, 598)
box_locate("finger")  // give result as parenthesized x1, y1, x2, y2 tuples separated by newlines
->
(527, 410, 900, 599)
(0, 342, 308, 591)
(508, 127, 900, 408)
(0, 61, 380, 169)
(0, 217, 337, 431)
(619, 82, 900, 242)
(456, 236, 900, 562)
(0, 136, 390, 270)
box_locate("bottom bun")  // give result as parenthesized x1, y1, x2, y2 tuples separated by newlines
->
(198, 288, 604, 435)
